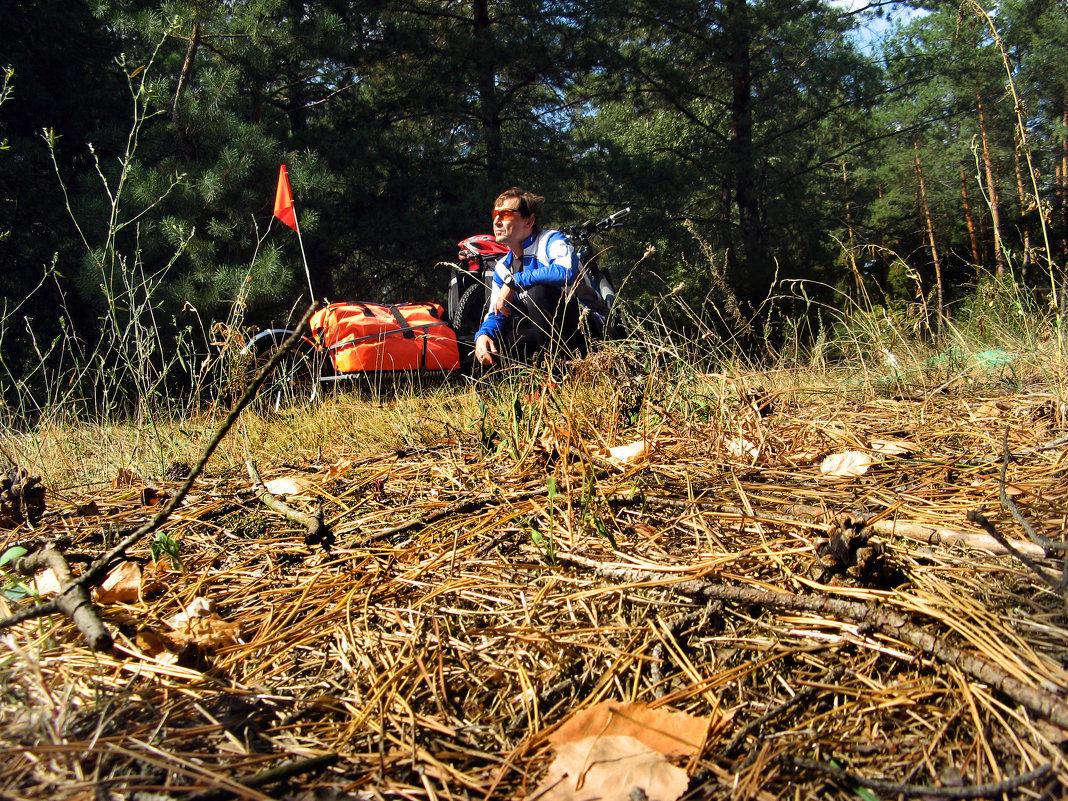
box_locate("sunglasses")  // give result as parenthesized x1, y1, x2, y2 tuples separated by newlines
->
(492, 207, 523, 221)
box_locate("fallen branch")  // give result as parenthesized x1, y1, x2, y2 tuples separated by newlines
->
(968, 511, 1065, 600)
(10, 544, 110, 651)
(246, 460, 333, 550)
(785, 755, 1051, 799)
(781, 502, 1046, 559)
(574, 561, 1068, 731)
(602, 492, 1047, 558)
(187, 753, 339, 801)
(0, 307, 316, 649)
(356, 487, 546, 544)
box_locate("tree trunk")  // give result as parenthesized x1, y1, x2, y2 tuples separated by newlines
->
(914, 139, 944, 339)
(173, 21, 201, 162)
(725, 0, 769, 307)
(977, 91, 1006, 276)
(472, 0, 503, 187)
(842, 160, 864, 299)
(959, 162, 982, 265)
(1011, 127, 1033, 284)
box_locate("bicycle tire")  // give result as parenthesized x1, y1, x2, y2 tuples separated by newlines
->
(248, 333, 330, 411)
(453, 283, 489, 341)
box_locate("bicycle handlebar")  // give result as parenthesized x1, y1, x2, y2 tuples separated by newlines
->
(563, 207, 631, 241)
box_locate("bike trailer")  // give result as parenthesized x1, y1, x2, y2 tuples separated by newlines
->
(310, 301, 460, 373)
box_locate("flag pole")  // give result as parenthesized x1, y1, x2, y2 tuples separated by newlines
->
(274, 164, 316, 305)
(292, 213, 315, 304)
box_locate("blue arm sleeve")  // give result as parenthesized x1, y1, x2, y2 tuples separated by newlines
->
(475, 268, 510, 342)
(512, 232, 578, 290)
(475, 310, 508, 343)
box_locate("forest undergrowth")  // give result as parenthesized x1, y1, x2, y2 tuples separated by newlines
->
(2, 285, 1068, 800)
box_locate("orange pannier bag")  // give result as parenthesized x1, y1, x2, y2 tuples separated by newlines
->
(309, 301, 461, 374)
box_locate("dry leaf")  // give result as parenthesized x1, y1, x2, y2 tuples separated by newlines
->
(725, 437, 759, 461)
(820, 451, 872, 479)
(93, 561, 143, 604)
(549, 701, 709, 756)
(531, 735, 689, 801)
(32, 568, 62, 597)
(141, 486, 170, 506)
(974, 400, 1007, 418)
(164, 597, 217, 628)
(782, 448, 823, 466)
(264, 475, 316, 500)
(112, 467, 144, 488)
(166, 614, 241, 650)
(135, 627, 175, 659)
(539, 421, 573, 457)
(322, 459, 353, 481)
(606, 440, 650, 465)
(75, 500, 101, 516)
(869, 438, 916, 456)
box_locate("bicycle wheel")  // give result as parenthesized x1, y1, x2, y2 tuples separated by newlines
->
(247, 332, 330, 411)
(453, 283, 489, 341)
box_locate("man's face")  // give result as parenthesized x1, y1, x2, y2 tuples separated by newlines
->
(493, 198, 534, 249)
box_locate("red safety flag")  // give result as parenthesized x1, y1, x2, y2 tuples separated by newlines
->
(273, 165, 298, 230)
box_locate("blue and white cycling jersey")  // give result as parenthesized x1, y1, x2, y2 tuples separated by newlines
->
(475, 229, 590, 343)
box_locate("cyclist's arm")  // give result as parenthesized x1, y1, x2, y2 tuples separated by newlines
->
(512, 233, 578, 289)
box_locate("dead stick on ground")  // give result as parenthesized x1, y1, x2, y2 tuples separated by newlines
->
(188, 753, 339, 801)
(358, 488, 547, 544)
(575, 560, 1068, 731)
(9, 544, 111, 650)
(609, 493, 1047, 558)
(246, 460, 332, 549)
(785, 756, 1051, 799)
(0, 306, 316, 650)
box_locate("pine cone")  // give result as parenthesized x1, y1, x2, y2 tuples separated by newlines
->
(810, 512, 896, 587)
(0, 467, 46, 528)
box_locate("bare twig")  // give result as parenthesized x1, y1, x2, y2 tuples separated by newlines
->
(576, 561, 1068, 731)
(0, 306, 315, 646)
(723, 666, 845, 758)
(785, 755, 1051, 798)
(246, 459, 333, 550)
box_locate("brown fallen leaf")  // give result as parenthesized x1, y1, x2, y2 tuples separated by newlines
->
(264, 475, 317, 500)
(75, 500, 101, 516)
(164, 596, 217, 628)
(549, 701, 710, 756)
(539, 421, 573, 458)
(93, 561, 144, 604)
(135, 627, 177, 660)
(869, 438, 917, 456)
(112, 467, 143, 488)
(606, 440, 650, 465)
(141, 486, 171, 506)
(322, 458, 354, 482)
(820, 451, 872, 479)
(725, 437, 759, 462)
(531, 735, 689, 801)
(165, 615, 241, 650)
(782, 447, 824, 466)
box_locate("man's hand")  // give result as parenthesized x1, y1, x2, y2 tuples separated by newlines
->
(474, 334, 498, 365)
(493, 284, 516, 315)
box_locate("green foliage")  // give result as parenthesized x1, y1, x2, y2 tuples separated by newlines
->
(150, 531, 183, 570)
(3, 0, 1068, 423)
(0, 546, 31, 601)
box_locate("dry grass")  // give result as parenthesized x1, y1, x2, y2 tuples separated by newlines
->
(1, 347, 1067, 800)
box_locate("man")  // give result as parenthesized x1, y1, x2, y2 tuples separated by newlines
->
(473, 188, 590, 366)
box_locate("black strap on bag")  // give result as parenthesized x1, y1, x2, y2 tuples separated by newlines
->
(388, 304, 416, 339)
